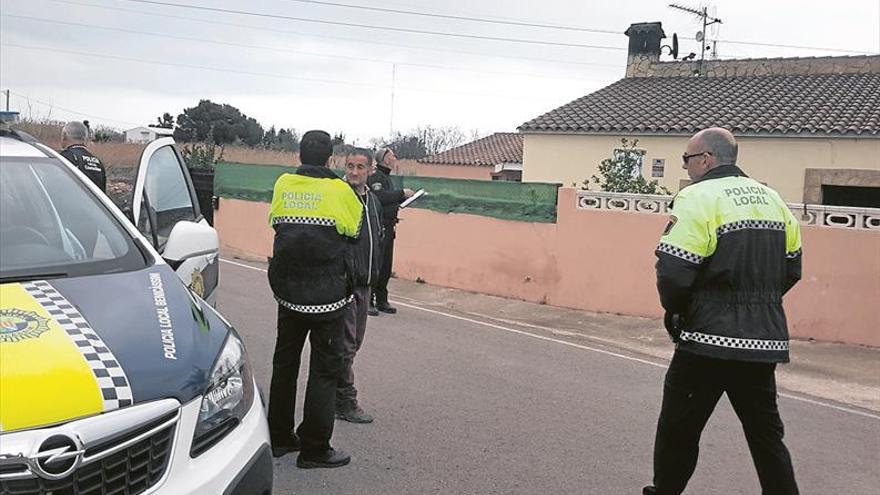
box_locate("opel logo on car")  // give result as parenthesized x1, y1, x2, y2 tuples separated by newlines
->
(30, 434, 84, 480)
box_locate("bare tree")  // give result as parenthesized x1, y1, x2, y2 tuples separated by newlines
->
(417, 125, 465, 155)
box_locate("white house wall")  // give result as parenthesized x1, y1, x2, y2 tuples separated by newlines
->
(522, 133, 880, 202)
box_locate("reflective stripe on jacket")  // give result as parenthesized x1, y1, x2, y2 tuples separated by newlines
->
(655, 165, 802, 363)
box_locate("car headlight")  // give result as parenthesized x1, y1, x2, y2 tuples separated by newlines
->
(190, 332, 255, 457)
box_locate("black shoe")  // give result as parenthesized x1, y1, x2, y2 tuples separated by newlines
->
(271, 433, 301, 458)
(296, 448, 351, 469)
(368, 305, 380, 316)
(376, 303, 397, 314)
(336, 402, 374, 424)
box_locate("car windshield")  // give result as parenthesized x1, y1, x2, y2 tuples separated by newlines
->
(0, 156, 148, 281)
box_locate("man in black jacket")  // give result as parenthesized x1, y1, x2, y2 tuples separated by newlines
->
(336, 148, 384, 424)
(644, 128, 802, 495)
(367, 148, 413, 315)
(266, 130, 363, 469)
(60, 121, 106, 192)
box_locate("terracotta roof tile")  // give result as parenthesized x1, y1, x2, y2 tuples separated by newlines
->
(419, 132, 523, 166)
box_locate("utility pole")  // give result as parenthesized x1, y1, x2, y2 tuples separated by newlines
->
(389, 64, 396, 136)
(3, 89, 9, 111)
(669, 3, 721, 75)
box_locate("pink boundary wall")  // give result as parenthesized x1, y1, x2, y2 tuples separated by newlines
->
(214, 188, 880, 347)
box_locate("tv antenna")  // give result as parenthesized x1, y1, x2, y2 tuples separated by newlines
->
(669, 3, 721, 75)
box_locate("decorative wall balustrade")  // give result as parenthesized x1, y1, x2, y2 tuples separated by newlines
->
(576, 190, 880, 230)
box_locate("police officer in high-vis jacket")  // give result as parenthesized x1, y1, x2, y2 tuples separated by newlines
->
(266, 130, 363, 469)
(644, 128, 802, 495)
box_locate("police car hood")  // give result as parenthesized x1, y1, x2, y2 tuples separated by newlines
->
(0, 266, 229, 432)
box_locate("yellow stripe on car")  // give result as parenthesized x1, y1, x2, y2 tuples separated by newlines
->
(1, 283, 105, 431)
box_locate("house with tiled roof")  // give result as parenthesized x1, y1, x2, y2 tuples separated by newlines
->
(419, 132, 524, 181)
(518, 22, 880, 206)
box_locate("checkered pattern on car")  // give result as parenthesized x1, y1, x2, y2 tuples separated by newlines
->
(275, 294, 353, 314)
(22, 280, 134, 410)
(679, 330, 789, 351)
(272, 216, 335, 227)
(656, 242, 705, 264)
(716, 219, 786, 237)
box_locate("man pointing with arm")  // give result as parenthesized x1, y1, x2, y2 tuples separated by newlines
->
(367, 148, 413, 315)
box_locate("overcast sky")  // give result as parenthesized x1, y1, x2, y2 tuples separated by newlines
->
(1, 0, 878, 144)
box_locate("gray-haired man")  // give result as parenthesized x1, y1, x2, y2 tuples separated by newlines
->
(337, 148, 385, 423)
(61, 121, 106, 192)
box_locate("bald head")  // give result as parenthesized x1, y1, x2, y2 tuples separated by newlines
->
(693, 127, 737, 166)
(61, 121, 89, 145)
(682, 127, 738, 181)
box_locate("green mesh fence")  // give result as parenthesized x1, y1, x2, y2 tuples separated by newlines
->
(214, 162, 560, 223)
(392, 175, 559, 223)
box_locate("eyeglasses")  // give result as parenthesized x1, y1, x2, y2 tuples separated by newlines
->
(682, 151, 712, 164)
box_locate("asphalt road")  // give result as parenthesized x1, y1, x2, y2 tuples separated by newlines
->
(217, 258, 880, 495)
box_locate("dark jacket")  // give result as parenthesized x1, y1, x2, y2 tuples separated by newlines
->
(61, 144, 106, 192)
(367, 164, 406, 225)
(655, 165, 803, 363)
(267, 164, 363, 320)
(349, 187, 384, 287)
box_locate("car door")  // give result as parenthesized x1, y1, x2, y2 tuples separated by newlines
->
(132, 137, 219, 305)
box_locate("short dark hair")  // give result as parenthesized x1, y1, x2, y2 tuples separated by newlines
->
(299, 130, 333, 166)
(346, 147, 373, 167)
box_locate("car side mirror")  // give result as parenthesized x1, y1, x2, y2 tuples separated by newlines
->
(162, 220, 219, 268)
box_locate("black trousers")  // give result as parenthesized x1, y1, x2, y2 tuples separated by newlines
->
(651, 350, 799, 495)
(267, 305, 345, 456)
(373, 224, 395, 306)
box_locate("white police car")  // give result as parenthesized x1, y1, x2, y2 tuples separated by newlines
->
(0, 128, 272, 494)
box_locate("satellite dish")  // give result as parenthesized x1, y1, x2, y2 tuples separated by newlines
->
(695, 31, 704, 42)
(672, 33, 679, 59)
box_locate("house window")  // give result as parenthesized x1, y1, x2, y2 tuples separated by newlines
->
(804, 169, 880, 206)
(821, 185, 880, 208)
(613, 147, 646, 177)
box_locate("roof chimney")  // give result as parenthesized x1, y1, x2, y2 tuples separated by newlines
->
(624, 22, 665, 77)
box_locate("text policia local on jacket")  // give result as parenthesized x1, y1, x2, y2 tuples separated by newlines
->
(267, 164, 364, 320)
(655, 164, 803, 363)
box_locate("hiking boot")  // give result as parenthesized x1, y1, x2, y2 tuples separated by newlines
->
(336, 402, 374, 423)
(271, 432, 301, 458)
(376, 302, 397, 314)
(296, 448, 351, 469)
(368, 304, 380, 316)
